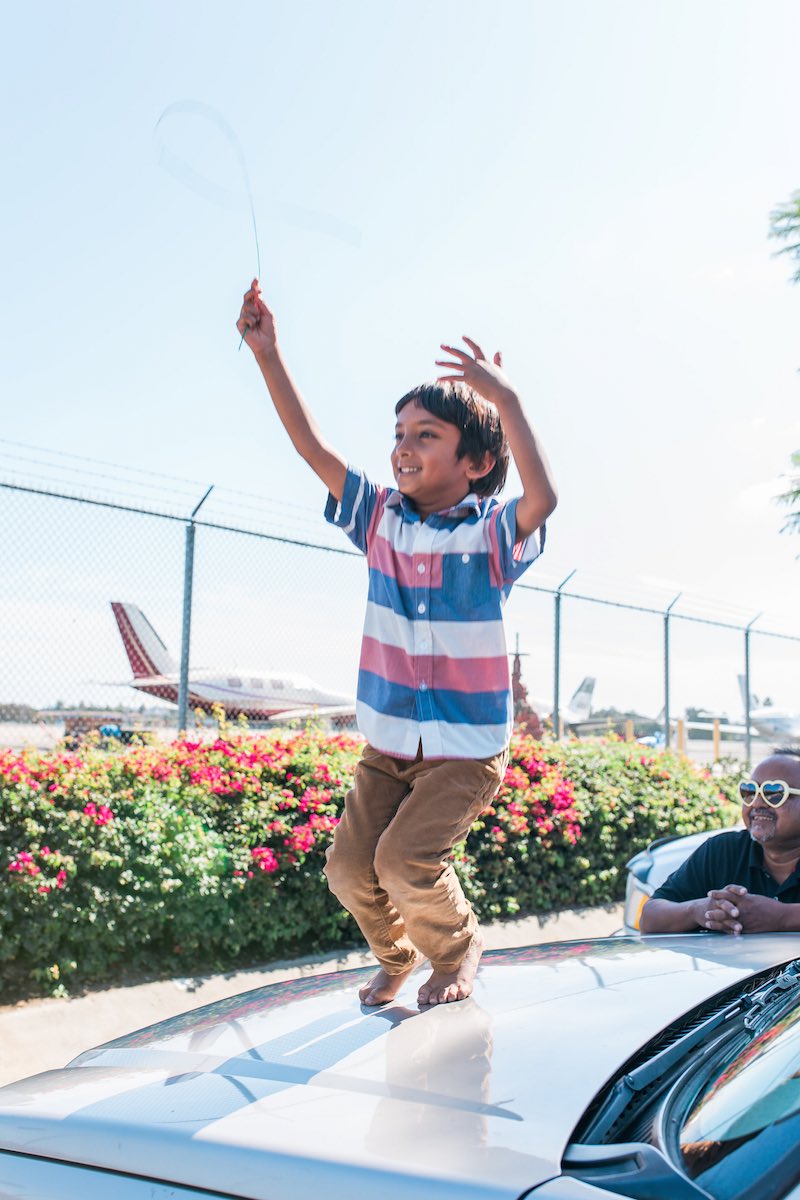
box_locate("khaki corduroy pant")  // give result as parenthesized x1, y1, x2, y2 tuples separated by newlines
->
(324, 741, 508, 973)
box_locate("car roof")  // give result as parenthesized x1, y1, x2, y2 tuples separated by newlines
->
(1, 935, 797, 1200)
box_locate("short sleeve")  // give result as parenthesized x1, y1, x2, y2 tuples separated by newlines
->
(487, 498, 546, 591)
(651, 840, 722, 904)
(324, 466, 382, 555)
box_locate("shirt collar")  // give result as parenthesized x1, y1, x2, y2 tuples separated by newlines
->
(386, 489, 482, 518)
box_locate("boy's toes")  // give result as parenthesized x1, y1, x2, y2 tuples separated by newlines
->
(361, 988, 386, 1006)
(360, 963, 419, 1007)
(418, 936, 483, 1007)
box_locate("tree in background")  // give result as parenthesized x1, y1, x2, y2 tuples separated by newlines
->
(778, 450, 800, 535)
(770, 190, 800, 283)
(769, 192, 800, 536)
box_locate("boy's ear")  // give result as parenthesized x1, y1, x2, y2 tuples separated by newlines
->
(467, 451, 496, 482)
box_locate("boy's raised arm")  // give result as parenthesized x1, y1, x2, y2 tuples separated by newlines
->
(237, 280, 348, 501)
(436, 338, 557, 540)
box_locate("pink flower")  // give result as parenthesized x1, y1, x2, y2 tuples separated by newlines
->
(251, 846, 279, 874)
(83, 802, 113, 825)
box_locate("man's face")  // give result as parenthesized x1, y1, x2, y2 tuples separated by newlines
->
(743, 754, 800, 848)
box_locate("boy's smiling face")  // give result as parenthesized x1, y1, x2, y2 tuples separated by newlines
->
(392, 400, 494, 519)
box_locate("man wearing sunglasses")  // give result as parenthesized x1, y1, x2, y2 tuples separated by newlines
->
(640, 750, 800, 935)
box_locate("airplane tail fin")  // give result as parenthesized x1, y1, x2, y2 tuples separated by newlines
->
(737, 674, 755, 712)
(111, 602, 177, 678)
(569, 676, 596, 721)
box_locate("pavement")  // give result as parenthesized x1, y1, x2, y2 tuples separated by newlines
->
(0, 903, 623, 1087)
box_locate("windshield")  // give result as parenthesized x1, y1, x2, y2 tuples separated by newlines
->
(679, 999, 800, 1199)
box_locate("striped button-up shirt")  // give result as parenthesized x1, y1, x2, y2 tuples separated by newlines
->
(326, 467, 545, 760)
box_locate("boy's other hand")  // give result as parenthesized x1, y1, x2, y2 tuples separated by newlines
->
(237, 279, 278, 359)
(436, 337, 513, 406)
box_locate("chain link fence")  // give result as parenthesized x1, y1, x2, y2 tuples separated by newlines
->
(2, 479, 798, 761)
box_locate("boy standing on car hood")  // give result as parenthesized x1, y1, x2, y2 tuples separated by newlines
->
(237, 279, 557, 1006)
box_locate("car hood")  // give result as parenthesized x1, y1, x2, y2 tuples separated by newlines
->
(0, 935, 796, 1200)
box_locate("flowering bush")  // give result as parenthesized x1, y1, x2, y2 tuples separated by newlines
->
(0, 732, 738, 1001)
(527, 739, 739, 910)
(458, 740, 583, 917)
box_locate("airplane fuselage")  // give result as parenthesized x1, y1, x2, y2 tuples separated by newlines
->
(129, 670, 354, 718)
(749, 710, 800, 743)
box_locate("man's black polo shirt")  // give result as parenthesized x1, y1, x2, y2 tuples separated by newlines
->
(652, 829, 800, 905)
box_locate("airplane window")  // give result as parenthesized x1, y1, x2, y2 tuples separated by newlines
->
(227, 678, 242, 688)
(271, 680, 284, 689)
(251, 679, 263, 689)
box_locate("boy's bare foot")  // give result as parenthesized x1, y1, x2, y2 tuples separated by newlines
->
(359, 961, 419, 1006)
(417, 932, 484, 1006)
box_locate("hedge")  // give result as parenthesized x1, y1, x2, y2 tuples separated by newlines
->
(0, 730, 740, 1001)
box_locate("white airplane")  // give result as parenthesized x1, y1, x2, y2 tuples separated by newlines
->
(513, 658, 597, 731)
(737, 674, 800, 745)
(665, 678, 800, 746)
(557, 676, 597, 728)
(110, 602, 356, 721)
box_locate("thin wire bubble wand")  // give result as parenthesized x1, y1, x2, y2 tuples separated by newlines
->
(154, 100, 262, 349)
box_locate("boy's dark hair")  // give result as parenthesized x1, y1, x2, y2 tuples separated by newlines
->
(395, 381, 509, 497)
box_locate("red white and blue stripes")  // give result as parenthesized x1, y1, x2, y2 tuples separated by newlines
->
(326, 468, 544, 760)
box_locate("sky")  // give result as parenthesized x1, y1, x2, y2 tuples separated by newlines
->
(1, 0, 799, 718)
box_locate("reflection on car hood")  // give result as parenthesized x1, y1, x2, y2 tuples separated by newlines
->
(0, 935, 796, 1200)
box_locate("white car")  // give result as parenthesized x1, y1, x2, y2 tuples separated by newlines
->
(2, 934, 800, 1199)
(623, 826, 741, 933)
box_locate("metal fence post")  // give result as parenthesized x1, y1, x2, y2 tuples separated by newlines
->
(178, 486, 214, 732)
(663, 593, 682, 748)
(553, 569, 576, 739)
(743, 612, 762, 767)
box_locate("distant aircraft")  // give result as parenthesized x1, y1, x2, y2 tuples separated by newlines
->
(558, 676, 597, 729)
(513, 648, 594, 729)
(737, 674, 800, 745)
(670, 678, 800, 746)
(110, 602, 356, 721)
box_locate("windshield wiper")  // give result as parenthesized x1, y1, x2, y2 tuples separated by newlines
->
(579, 961, 800, 1145)
(741, 960, 800, 1036)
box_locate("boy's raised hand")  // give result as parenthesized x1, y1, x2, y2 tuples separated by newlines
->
(437, 335, 558, 539)
(436, 337, 511, 405)
(237, 279, 277, 358)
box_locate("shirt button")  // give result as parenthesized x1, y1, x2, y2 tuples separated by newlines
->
(417, 602, 426, 614)
(417, 563, 426, 574)
(419, 682, 428, 692)
(462, 553, 470, 563)
(419, 638, 428, 649)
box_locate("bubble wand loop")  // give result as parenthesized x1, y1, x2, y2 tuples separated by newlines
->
(153, 101, 262, 349)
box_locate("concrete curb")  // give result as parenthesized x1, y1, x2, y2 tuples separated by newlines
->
(0, 903, 623, 1087)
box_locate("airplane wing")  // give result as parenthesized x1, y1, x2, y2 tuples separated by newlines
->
(682, 719, 750, 735)
(268, 704, 357, 721)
